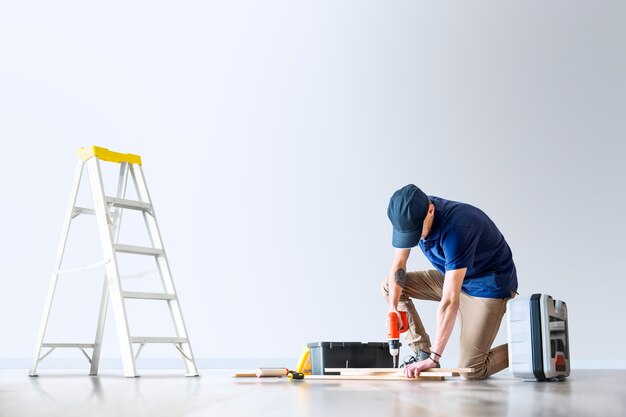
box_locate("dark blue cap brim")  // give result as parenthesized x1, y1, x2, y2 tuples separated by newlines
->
(392, 227, 422, 249)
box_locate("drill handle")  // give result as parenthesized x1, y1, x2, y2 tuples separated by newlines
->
(387, 311, 408, 336)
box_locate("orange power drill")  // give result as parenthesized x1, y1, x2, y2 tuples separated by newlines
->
(387, 311, 408, 368)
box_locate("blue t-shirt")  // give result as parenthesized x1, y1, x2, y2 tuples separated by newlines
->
(418, 196, 518, 298)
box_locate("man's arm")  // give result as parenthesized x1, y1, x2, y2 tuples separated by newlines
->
(403, 267, 466, 378)
(387, 249, 411, 324)
(429, 267, 466, 359)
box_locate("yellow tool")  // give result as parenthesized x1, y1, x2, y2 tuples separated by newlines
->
(295, 346, 312, 374)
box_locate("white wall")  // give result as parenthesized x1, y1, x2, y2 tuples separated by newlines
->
(1, 1, 624, 368)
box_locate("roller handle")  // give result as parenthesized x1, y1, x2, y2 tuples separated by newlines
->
(256, 368, 289, 377)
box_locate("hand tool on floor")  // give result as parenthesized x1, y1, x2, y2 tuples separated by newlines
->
(256, 368, 304, 379)
(232, 368, 304, 380)
(387, 311, 408, 368)
(287, 370, 305, 380)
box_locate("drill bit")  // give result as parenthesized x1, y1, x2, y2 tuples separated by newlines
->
(388, 311, 407, 370)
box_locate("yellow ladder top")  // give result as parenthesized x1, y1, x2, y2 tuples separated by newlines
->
(77, 146, 142, 165)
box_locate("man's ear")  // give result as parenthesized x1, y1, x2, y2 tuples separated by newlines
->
(429, 203, 435, 215)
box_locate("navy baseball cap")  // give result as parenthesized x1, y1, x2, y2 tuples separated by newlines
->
(387, 185, 430, 248)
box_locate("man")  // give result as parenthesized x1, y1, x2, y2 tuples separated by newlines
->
(383, 184, 518, 380)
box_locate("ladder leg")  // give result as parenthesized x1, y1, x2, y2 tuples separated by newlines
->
(89, 162, 129, 376)
(30, 161, 85, 376)
(88, 158, 137, 377)
(159, 266, 199, 376)
(89, 277, 109, 376)
(30, 271, 62, 377)
(130, 164, 199, 376)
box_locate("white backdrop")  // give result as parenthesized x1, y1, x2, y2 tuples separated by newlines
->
(1, 1, 625, 369)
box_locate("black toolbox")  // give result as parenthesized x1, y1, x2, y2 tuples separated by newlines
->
(307, 342, 394, 375)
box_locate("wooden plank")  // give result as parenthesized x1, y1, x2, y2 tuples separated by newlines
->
(233, 366, 473, 379)
(305, 375, 445, 381)
(325, 367, 473, 374)
(332, 370, 454, 377)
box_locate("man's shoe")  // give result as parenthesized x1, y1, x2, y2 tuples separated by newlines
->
(400, 350, 441, 368)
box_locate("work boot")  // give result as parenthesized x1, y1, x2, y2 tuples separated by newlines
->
(400, 350, 441, 368)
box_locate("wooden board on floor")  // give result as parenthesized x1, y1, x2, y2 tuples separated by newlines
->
(331, 370, 455, 377)
(325, 367, 471, 377)
(305, 375, 445, 381)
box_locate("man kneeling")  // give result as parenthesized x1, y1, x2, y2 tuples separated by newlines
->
(384, 185, 518, 380)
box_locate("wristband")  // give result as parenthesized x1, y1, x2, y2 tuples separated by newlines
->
(430, 351, 442, 358)
(429, 356, 440, 364)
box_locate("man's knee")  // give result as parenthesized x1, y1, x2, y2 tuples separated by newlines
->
(459, 356, 490, 380)
(462, 365, 489, 380)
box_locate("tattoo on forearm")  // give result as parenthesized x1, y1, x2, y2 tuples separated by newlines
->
(394, 268, 407, 288)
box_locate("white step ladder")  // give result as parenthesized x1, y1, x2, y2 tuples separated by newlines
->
(30, 146, 199, 377)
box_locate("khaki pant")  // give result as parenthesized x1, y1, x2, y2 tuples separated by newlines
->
(382, 269, 514, 380)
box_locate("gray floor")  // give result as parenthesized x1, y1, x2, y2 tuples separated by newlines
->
(1, 369, 625, 417)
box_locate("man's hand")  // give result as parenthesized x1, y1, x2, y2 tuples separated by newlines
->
(403, 358, 438, 378)
(385, 309, 404, 330)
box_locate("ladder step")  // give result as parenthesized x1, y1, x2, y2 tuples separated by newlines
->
(72, 206, 95, 216)
(130, 337, 188, 344)
(114, 244, 164, 256)
(122, 291, 176, 300)
(42, 343, 96, 348)
(106, 197, 153, 212)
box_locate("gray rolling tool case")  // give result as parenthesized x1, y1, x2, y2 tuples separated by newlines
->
(507, 294, 570, 381)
